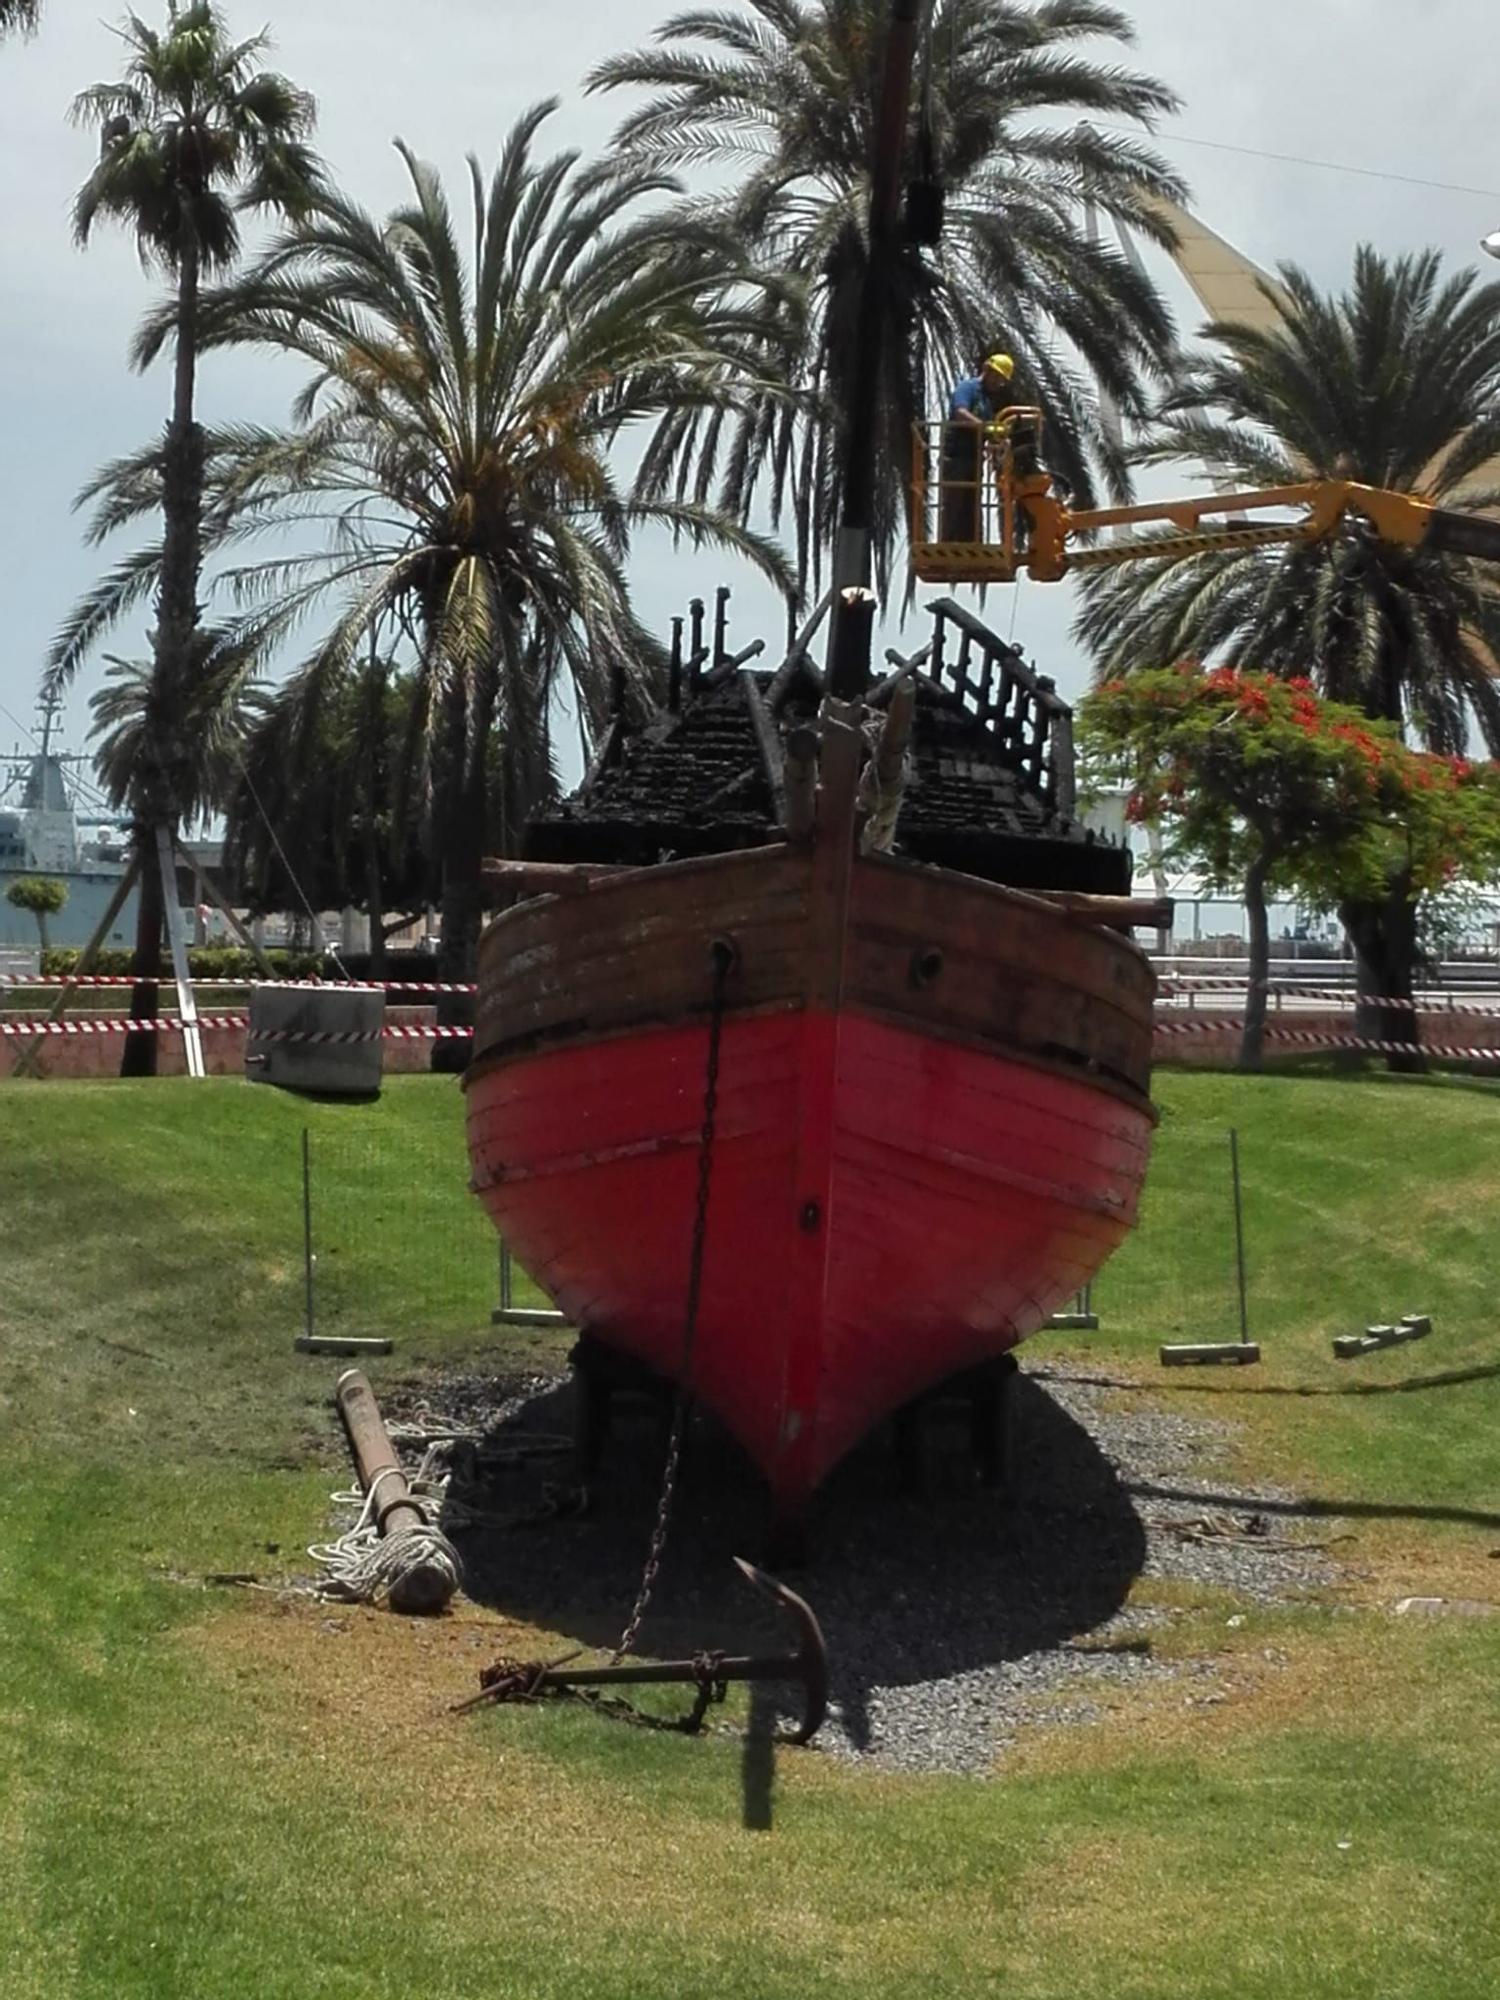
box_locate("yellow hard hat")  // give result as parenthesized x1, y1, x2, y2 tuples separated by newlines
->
(983, 353, 1015, 380)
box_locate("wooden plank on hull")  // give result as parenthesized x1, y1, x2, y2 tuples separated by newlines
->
(846, 910, 1153, 1038)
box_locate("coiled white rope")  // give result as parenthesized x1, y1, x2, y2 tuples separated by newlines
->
(309, 1449, 464, 1615)
(307, 1419, 575, 1614)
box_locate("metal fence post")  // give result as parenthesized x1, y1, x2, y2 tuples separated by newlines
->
(1229, 1127, 1250, 1348)
(301, 1125, 315, 1343)
(491, 1234, 567, 1327)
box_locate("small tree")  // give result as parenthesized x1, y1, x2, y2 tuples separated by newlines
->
(1080, 666, 1500, 1070)
(6, 875, 69, 954)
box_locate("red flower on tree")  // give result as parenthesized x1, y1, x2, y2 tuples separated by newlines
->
(1078, 663, 1500, 1072)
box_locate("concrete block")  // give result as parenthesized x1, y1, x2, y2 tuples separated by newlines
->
(1333, 1319, 1433, 1359)
(246, 985, 385, 1096)
(1160, 1341, 1261, 1367)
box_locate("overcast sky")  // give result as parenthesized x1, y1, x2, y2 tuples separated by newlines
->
(3, 0, 1499, 788)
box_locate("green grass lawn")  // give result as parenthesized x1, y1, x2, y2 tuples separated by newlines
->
(1063, 1069, 1500, 1536)
(2, 1070, 1498, 1999)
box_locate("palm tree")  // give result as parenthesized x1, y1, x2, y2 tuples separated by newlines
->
(1075, 246, 1500, 1046)
(127, 105, 793, 1050)
(225, 638, 437, 980)
(588, 0, 1184, 594)
(90, 634, 261, 854)
(50, 3, 319, 1074)
(0, 0, 41, 39)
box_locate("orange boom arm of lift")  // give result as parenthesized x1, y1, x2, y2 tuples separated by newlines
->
(910, 411, 1500, 586)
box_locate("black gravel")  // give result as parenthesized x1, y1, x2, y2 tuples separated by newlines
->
(379, 1360, 1343, 1778)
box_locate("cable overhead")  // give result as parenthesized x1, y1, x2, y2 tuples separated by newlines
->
(232, 746, 351, 982)
(1099, 125, 1500, 204)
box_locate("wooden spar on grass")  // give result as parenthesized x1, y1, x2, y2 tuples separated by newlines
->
(334, 1368, 457, 1614)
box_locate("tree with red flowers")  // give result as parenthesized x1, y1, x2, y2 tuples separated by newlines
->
(1079, 666, 1500, 1070)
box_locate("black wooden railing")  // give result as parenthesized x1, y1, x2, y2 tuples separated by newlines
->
(889, 597, 1076, 813)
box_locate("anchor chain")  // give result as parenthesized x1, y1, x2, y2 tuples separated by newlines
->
(459, 1560, 828, 1742)
(610, 936, 734, 1663)
(471, 1649, 731, 1736)
(458, 941, 817, 1744)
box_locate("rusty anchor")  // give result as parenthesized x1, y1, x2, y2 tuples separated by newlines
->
(457, 1558, 830, 1744)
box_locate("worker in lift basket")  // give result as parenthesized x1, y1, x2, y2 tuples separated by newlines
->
(941, 351, 1020, 542)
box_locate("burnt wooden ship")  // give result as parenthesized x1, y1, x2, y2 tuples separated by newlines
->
(465, 594, 1159, 1529)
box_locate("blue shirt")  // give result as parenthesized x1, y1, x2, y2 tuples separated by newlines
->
(948, 376, 1000, 422)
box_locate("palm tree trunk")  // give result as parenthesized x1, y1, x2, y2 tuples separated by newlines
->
(431, 680, 492, 1075)
(1340, 667, 1425, 1073)
(433, 811, 483, 1076)
(362, 819, 387, 980)
(360, 637, 388, 980)
(120, 825, 165, 1079)
(1342, 868, 1424, 1074)
(1239, 855, 1271, 1073)
(158, 229, 203, 699)
(128, 228, 204, 1078)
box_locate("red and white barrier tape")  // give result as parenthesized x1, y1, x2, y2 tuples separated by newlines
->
(5, 1003, 1498, 1059)
(0, 1013, 248, 1037)
(1152, 1015, 1500, 1060)
(1263, 1026, 1500, 1061)
(1157, 975, 1500, 1016)
(0, 1016, 476, 1042)
(0, 973, 477, 993)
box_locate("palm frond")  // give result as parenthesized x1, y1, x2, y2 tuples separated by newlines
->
(1076, 247, 1500, 753)
(592, 0, 1182, 592)
(45, 545, 164, 702)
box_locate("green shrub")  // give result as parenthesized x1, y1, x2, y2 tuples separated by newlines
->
(40, 946, 325, 981)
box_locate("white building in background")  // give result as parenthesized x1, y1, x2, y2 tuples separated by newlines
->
(1082, 787, 1500, 959)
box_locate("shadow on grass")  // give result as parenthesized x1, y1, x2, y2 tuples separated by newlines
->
(742, 1681, 777, 1831)
(1125, 1478, 1500, 1534)
(1038, 1362, 1500, 1400)
(446, 1372, 1146, 1824)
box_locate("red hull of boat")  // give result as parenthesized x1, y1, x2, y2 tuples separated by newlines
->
(467, 1003, 1152, 1513)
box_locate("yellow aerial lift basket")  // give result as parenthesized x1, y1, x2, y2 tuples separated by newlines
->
(908, 408, 1499, 587)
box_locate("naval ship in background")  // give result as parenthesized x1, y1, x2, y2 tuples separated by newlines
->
(0, 699, 140, 957)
